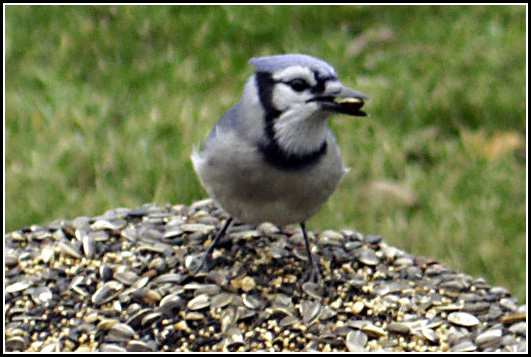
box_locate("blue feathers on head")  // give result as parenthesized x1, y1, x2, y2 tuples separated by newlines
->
(249, 54, 337, 77)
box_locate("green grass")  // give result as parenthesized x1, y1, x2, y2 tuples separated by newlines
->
(5, 5, 526, 302)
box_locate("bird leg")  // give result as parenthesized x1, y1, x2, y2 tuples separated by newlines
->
(300, 222, 322, 283)
(192, 217, 233, 274)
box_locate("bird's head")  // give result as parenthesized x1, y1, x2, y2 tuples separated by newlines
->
(248, 54, 368, 121)
(236, 54, 369, 167)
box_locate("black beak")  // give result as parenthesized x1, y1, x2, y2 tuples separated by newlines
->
(308, 86, 369, 117)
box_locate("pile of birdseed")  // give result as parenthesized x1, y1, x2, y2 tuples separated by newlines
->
(5, 200, 527, 352)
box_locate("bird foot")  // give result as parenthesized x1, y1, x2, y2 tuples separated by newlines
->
(302, 260, 323, 284)
(190, 252, 213, 275)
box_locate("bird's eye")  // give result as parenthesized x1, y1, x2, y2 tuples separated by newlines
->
(287, 79, 310, 92)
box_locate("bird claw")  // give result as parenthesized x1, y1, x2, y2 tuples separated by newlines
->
(190, 253, 212, 276)
(190, 217, 234, 276)
(302, 260, 323, 284)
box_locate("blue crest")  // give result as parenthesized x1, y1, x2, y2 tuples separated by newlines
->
(249, 54, 337, 77)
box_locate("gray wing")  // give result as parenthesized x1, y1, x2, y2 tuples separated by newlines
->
(203, 102, 241, 151)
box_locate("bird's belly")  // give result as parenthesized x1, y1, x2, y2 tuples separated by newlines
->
(195, 149, 346, 226)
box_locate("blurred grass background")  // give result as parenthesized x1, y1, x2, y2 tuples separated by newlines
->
(5, 5, 526, 302)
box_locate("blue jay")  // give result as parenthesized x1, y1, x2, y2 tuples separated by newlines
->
(192, 54, 368, 282)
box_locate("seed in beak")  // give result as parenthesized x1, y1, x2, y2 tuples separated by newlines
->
(333, 96, 367, 116)
(334, 97, 364, 105)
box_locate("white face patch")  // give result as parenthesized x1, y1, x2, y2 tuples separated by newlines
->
(271, 83, 314, 112)
(260, 63, 343, 155)
(270, 66, 318, 112)
(272, 66, 317, 86)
